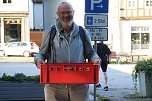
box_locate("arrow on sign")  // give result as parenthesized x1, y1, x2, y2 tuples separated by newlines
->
(96, 4, 103, 8)
(91, 0, 103, 10)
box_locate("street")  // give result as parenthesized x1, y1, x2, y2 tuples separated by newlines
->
(0, 59, 152, 101)
(0, 61, 135, 101)
(0, 62, 39, 77)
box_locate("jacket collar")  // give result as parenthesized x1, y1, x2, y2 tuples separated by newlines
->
(55, 18, 79, 38)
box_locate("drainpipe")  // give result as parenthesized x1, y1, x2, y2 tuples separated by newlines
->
(33, 2, 35, 31)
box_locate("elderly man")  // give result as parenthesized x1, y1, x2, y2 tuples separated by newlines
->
(34, 2, 100, 101)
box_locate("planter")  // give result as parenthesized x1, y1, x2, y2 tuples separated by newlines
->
(138, 71, 152, 97)
(0, 81, 44, 100)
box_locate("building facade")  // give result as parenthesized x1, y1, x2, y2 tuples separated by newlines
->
(118, 0, 152, 55)
(0, 0, 30, 47)
(1, 0, 152, 56)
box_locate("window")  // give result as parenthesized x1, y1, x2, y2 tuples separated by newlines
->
(131, 27, 150, 50)
(22, 43, 27, 46)
(4, 23, 21, 43)
(146, 0, 152, 7)
(131, 33, 150, 50)
(131, 33, 140, 50)
(128, 1, 131, 7)
(151, 1, 152, 6)
(3, 0, 11, 3)
(141, 33, 149, 49)
(128, 0, 136, 8)
(3, 0, 7, 3)
(8, 0, 11, 3)
(131, 27, 139, 31)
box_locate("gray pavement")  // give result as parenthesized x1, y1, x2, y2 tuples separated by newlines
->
(0, 57, 152, 101)
(89, 64, 152, 101)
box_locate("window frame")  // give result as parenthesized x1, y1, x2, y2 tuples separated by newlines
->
(131, 27, 150, 50)
(128, 0, 137, 9)
(146, 0, 152, 7)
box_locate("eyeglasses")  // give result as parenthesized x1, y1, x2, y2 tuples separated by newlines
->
(58, 10, 73, 16)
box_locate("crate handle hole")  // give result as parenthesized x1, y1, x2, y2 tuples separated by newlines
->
(50, 68, 54, 71)
(79, 68, 83, 71)
(86, 67, 90, 71)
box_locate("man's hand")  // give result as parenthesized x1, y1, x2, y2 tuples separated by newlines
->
(93, 59, 101, 64)
(35, 58, 45, 69)
(93, 59, 101, 67)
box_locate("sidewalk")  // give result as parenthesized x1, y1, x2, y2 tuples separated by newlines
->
(0, 56, 34, 63)
(89, 64, 152, 101)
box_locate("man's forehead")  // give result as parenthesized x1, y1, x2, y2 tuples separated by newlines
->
(58, 2, 73, 11)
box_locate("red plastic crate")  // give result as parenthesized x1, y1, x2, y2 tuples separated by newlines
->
(40, 63, 99, 84)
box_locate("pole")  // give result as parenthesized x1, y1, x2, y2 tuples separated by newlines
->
(93, 40, 97, 101)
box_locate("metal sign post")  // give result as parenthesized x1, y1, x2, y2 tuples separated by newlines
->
(93, 40, 97, 101)
(84, 0, 109, 100)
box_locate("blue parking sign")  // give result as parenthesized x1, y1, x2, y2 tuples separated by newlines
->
(85, 0, 109, 13)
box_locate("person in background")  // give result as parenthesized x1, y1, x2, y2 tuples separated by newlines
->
(34, 2, 100, 101)
(96, 41, 111, 91)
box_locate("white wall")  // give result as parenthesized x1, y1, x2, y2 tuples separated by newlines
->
(67, 0, 85, 27)
(121, 20, 152, 55)
(0, 0, 29, 12)
(29, 0, 33, 29)
(120, 21, 131, 52)
(108, 0, 120, 52)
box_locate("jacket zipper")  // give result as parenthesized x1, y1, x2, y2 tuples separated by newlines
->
(62, 36, 71, 63)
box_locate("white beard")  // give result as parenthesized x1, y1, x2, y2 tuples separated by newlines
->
(61, 20, 73, 27)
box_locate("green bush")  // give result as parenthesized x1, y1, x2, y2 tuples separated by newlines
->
(110, 61, 117, 64)
(132, 59, 152, 82)
(0, 73, 40, 82)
